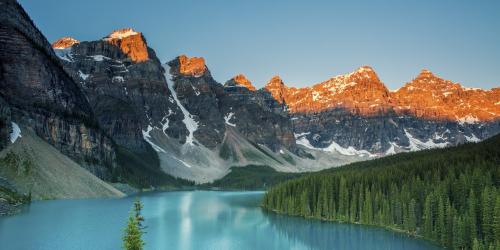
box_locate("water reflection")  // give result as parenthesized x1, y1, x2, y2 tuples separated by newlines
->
(0, 191, 442, 250)
(262, 209, 442, 250)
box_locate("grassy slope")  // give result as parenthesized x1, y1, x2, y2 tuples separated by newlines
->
(0, 129, 124, 200)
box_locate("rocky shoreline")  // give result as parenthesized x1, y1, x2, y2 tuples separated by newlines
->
(0, 198, 21, 216)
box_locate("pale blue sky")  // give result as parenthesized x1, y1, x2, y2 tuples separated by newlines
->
(19, 0, 500, 90)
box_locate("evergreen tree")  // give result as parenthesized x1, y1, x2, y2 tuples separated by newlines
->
(407, 199, 417, 233)
(123, 200, 146, 250)
(493, 194, 500, 243)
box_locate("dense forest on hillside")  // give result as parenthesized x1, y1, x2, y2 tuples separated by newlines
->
(206, 165, 303, 190)
(262, 134, 500, 249)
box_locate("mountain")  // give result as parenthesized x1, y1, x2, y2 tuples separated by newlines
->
(51, 31, 335, 183)
(265, 67, 500, 156)
(1, 0, 499, 194)
(0, 0, 125, 211)
(47, 31, 500, 182)
(52, 29, 191, 186)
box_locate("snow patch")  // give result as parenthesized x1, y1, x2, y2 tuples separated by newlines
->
(54, 48, 73, 62)
(9, 122, 22, 143)
(142, 125, 166, 153)
(465, 133, 480, 143)
(296, 136, 374, 157)
(161, 109, 174, 136)
(385, 142, 396, 155)
(224, 112, 236, 127)
(458, 115, 479, 125)
(464, 87, 481, 91)
(191, 85, 200, 96)
(89, 55, 110, 62)
(312, 91, 320, 101)
(112, 76, 125, 83)
(404, 129, 448, 151)
(294, 132, 311, 140)
(106, 29, 139, 39)
(164, 66, 199, 145)
(443, 91, 453, 97)
(78, 70, 89, 80)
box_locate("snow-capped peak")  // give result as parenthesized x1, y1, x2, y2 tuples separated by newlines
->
(105, 28, 139, 40)
(52, 37, 80, 49)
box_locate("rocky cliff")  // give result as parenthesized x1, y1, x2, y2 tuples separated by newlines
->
(166, 55, 299, 153)
(51, 30, 193, 186)
(0, 0, 115, 179)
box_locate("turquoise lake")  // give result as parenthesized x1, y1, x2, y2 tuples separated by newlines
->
(0, 191, 442, 250)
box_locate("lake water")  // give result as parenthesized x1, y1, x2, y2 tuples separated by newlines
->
(0, 191, 442, 250)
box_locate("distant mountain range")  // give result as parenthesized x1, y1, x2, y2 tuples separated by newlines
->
(0, 0, 499, 196)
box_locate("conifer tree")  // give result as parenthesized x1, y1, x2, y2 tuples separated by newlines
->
(123, 199, 146, 250)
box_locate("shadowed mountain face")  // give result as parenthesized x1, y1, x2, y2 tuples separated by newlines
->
(53, 29, 188, 153)
(167, 56, 298, 153)
(0, 0, 115, 178)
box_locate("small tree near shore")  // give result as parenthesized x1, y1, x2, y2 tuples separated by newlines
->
(123, 199, 145, 250)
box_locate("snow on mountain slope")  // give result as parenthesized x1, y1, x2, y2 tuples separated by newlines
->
(164, 66, 199, 145)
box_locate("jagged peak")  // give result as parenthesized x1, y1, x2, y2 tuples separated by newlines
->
(104, 28, 140, 40)
(265, 75, 286, 88)
(102, 28, 149, 62)
(51, 37, 80, 49)
(416, 69, 436, 78)
(175, 55, 207, 77)
(227, 74, 256, 91)
(407, 69, 456, 89)
(355, 65, 375, 73)
(313, 65, 385, 93)
(347, 65, 379, 78)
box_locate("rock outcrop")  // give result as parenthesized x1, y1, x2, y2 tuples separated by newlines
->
(167, 55, 225, 148)
(0, 97, 11, 151)
(225, 74, 256, 91)
(102, 28, 149, 62)
(222, 74, 296, 152)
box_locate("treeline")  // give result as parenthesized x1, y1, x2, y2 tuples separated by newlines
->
(262, 134, 500, 249)
(206, 165, 303, 190)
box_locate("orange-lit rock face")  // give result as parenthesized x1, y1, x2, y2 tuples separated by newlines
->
(232, 74, 256, 91)
(265, 66, 391, 115)
(264, 76, 288, 104)
(391, 70, 500, 122)
(264, 67, 500, 122)
(103, 28, 149, 62)
(51, 37, 79, 49)
(178, 55, 206, 77)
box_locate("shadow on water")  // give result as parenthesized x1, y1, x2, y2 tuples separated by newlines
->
(261, 210, 443, 250)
